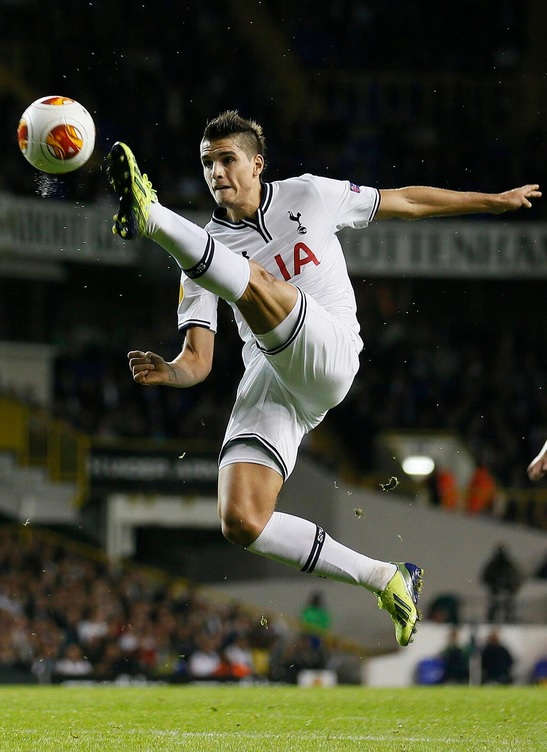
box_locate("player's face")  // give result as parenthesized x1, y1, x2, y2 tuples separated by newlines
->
(200, 136, 263, 221)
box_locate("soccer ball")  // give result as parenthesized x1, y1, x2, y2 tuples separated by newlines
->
(17, 95, 95, 174)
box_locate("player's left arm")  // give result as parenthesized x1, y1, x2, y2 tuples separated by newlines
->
(376, 184, 541, 220)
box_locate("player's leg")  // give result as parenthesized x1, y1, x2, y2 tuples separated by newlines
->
(218, 461, 395, 589)
(107, 142, 250, 301)
(218, 297, 423, 645)
(149, 204, 298, 332)
(218, 459, 422, 646)
(106, 141, 297, 332)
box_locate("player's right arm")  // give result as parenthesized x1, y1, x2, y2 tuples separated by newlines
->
(128, 325, 215, 388)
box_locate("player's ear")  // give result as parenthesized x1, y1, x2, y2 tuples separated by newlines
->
(253, 153, 265, 177)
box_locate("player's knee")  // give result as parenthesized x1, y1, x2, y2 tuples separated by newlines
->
(248, 260, 277, 286)
(220, 506, 266, 548)
(237, 262, 276, 304)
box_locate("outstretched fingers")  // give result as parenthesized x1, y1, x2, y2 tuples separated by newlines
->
(519, 184, 542, 207)
(497, 184, 541, 212)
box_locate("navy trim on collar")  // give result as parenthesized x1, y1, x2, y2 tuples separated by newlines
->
(211, 183, 273, 242)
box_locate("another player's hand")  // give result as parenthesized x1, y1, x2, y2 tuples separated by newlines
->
(127, 350, 174, 386)
(527, 440, 547, 481)
(494, 184, 542, 213)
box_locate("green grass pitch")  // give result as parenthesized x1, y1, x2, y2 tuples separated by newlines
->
(0, 684, 545, 751)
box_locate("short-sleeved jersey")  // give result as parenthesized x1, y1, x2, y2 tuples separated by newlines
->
(177, 174, 379, 358)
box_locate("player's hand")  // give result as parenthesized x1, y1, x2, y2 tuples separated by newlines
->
(494, 184, 542, 213)
(527, 440, 547, 481)
(127, 350, 174, 386)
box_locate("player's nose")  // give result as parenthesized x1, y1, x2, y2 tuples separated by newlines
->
(211, 161, 224, 179)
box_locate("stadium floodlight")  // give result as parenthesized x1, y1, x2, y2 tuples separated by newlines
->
(402, 455, 435, 477)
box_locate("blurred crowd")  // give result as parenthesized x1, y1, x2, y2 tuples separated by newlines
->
(417, 624, 547, 686)
(416, 627, 518, 686)
(0, 527, 345, 685)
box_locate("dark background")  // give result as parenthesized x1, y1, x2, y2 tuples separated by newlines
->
(1, 0, 546, 495)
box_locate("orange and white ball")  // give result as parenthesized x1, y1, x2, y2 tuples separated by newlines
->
(17, 96, 95, 174)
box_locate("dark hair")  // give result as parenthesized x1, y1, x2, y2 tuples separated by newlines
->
(202, 110, 266, 162)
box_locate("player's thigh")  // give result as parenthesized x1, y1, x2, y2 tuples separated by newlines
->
(236, 261, 299, 334)
(220, 358, 305, 480)
(268, 293, 361, 412)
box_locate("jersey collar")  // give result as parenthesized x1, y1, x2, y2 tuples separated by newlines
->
(210, 182, 273, 242)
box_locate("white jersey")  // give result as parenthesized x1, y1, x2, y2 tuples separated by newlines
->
(176, 173, 379, 479)
(177, 174, 380, 359)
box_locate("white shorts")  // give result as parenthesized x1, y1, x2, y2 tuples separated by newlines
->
(219, 290, 362, 480)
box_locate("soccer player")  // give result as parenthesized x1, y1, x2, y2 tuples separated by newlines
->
(106, 111, 540, 646)
(528, 440, 547, 481)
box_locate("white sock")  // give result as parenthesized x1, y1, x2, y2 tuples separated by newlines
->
(147, 202, 250, 302)
(248, 511, 396, 593)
